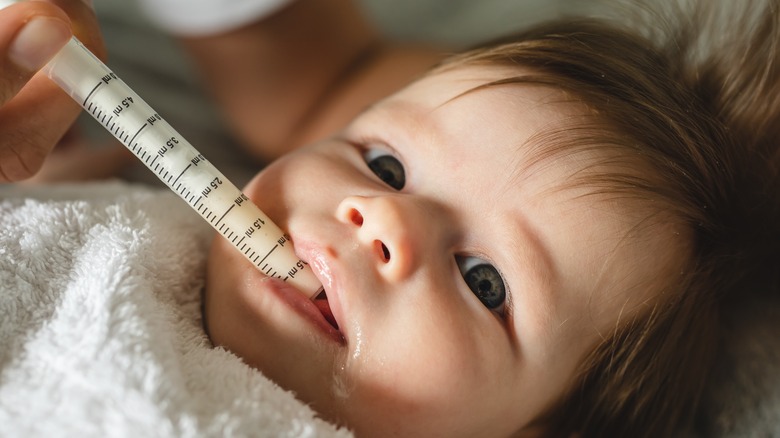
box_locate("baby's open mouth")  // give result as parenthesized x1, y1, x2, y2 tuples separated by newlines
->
(313, 290, 338, 330)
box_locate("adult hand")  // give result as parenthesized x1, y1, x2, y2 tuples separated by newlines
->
(19, 129, 134, 185)
(0, 0, 104, 182)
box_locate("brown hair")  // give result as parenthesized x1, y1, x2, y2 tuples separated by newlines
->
(435, 1, 780, 436)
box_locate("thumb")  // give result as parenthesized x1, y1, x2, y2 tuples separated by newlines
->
(0, 2, 71, 105)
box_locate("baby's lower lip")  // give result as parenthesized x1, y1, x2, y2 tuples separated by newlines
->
(263, 276, 344, 344)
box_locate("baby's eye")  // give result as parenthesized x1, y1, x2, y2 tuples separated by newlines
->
(457, 256, 506, 312)
(363, 148, 405, 190)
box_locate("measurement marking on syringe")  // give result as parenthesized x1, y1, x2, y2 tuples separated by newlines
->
(83, 83, 102, 107)
(128, 123, 147, 148)
(171, 164, 191, 187)
(259, 245, 279, 264)
(214, 204, 234, 228)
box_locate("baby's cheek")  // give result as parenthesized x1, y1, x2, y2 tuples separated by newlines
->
(349, 323, 488, 409)
(202, 237, 242, 346)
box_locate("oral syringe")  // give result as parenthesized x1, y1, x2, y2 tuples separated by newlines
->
(33, 33, 322, 298)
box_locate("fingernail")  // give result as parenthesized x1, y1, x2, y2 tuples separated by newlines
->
(9, 17, 71, 72)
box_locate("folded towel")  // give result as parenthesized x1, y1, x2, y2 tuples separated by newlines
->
(0, 182, 350, 437)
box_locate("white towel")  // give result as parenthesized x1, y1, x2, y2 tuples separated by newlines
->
(0, 181, 350, 438)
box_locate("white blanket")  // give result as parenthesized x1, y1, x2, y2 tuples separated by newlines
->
(0, 182, 350, 438)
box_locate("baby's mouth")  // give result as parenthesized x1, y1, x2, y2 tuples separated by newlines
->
(313, 290, 338, 330)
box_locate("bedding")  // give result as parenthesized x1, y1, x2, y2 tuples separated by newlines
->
(0, 182, 350, 437)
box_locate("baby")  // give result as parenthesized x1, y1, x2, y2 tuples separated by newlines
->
(5, 0, 775, 436)
(201, 3, 780, 437)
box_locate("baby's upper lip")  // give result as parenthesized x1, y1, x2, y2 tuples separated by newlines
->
(298, 242, 346, 340)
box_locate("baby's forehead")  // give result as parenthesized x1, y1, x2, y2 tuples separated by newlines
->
(374, 64, 648, 196)
(384, 64, 586, 136)
(399, 63, 571, 107)
(387, 63, 678, 219)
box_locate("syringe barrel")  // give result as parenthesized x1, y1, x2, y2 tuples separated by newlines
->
(41, 38, 322, 298)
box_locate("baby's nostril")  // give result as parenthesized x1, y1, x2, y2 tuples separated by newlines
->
(349, 209, 364, 226)
(375, 240, 391, 262)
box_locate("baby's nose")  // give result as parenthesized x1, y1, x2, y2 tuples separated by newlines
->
(336, 195, 420, 282)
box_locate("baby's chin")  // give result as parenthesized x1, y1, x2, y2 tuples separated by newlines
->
(201, 235, 349, 399)
(201, 234, 265, 339)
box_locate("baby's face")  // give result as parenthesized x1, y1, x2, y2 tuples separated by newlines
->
(205, 66, 672, 437)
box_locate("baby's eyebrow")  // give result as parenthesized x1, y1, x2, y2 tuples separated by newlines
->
(510, 209, 557, 284)
(503, 211, 558, 343)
